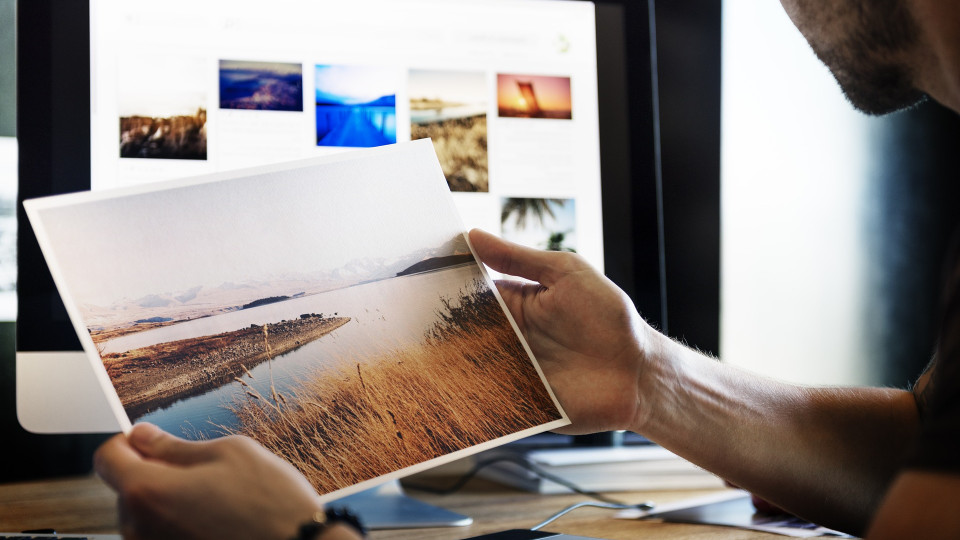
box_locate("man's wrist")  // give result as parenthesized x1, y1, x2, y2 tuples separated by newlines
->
(631, 326, 672, 435)
(292, 507, 366, 540)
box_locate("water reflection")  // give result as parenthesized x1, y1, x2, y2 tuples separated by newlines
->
(136, 264, 482, 438)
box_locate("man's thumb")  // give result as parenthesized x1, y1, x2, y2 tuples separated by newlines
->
(468, 228, 564, 286)
(128, 423, 215, 465)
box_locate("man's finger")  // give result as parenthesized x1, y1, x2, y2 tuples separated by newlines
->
(469, 229, 564, 286)
(491, 278, 529, 332)
(94, 432, 152, 491)
(128, 423, 218, 466)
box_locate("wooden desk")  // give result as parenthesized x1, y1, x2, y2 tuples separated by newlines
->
(0, 474, 785, 539)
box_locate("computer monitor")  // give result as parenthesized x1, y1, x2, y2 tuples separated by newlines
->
(15, 0, 663, 471)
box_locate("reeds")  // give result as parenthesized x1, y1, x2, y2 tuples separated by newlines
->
(412, 115, 487, 192)
(225, 280, 560, 494)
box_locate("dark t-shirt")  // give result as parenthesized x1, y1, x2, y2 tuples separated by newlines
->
(909, 236, 960, 471)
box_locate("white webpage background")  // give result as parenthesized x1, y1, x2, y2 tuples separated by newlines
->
(89, 0, 604, 272)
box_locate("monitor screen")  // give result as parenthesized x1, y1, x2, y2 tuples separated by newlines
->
(18, 0, 662, 359)
(89, 0, 603, 266)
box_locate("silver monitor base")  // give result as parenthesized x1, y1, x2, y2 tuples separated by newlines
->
(331, 479, 472, 529)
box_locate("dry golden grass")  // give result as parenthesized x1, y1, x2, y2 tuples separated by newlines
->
(412, 115, 488, 192)
(226, 282, 561, 494)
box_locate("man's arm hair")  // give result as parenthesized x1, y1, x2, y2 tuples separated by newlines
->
(633, 333, 920, 536)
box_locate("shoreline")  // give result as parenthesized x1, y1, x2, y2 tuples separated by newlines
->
(102, 315, 350, 420)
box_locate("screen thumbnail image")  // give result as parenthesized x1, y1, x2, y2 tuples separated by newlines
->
(315, 65, 397, 148)
(409, 70, 488, 193)
(219, 60, 304, 111)
(497, 74, 573, 120)
(501, 198, 577, 252)
(118, 55, 208, 160)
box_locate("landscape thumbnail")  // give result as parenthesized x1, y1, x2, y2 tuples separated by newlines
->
(220, 60, 304, 111)
(117, 55, 208, 160)
(501, 197, 577, 252)
(315, 65, 397, 147)
(410, 70, 488, 192)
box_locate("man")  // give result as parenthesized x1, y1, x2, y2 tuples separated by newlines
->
(94, 0, 960, 538)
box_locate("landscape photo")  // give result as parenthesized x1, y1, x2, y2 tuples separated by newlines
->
(409, 70, 488, 192)
(27, 142, 566, 498)
(118, 55, 208, 160)
(501, 197, 578, 252)
(315, 65, 397, 147)
(219, 60, 303, 111)
(497, 74, 573, 120)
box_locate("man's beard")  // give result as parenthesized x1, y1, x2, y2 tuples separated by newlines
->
(803, 0, 927, 115)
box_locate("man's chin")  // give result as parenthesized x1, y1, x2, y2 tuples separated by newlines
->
(846, 90, 928, 116)
(834, 71, 928, 116)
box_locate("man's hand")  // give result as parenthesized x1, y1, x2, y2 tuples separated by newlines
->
(469, 228, 652, 434)
(94, 423, 361, 540)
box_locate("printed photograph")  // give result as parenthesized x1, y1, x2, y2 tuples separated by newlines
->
(118, 55, 207, 160)
(315, 65, 397, 147)
(219, 60, 303, 111)
(497, 74, 573, 120)
(501, 197, 578, 252)
(29, 143, 564, 497)
(410, 70, 488, 192)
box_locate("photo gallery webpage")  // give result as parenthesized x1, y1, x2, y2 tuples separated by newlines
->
(89, 0, 604, 270)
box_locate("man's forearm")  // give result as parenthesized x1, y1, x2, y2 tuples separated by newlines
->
(632, 332, 919, 535)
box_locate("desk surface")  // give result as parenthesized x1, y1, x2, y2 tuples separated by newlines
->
(0, 474, 788, 539)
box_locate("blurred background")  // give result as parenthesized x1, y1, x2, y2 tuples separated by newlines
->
(721, 0, 960, 386)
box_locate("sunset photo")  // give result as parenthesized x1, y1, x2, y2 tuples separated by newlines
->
(497, 73, 573, 120)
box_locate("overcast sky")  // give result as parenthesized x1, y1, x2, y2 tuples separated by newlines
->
(408, 70, 487, 104)
(34, 141, 460, 306)
(118, 55, 207, 118)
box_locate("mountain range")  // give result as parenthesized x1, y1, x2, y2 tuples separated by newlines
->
(81, 234, 473, 331)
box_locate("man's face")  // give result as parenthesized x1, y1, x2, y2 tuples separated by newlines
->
(780, 0, 927, 115)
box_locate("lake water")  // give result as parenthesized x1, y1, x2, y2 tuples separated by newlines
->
(130, 264, 486, 438)
(411, 105, 485, 124)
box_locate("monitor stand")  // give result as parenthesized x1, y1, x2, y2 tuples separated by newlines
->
(17, 351, 123, 433)
(331, 479, 472, 529)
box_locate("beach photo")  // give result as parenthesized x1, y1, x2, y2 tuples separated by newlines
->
(315, 65, 397, 147)
(409, 70, 488, 192)
(501, 197, 578, 252)
(26, 142, 565, 497)
(219, 60, 303, 111)
(497, 74, 573, 120)
(118, 55, 208, 160)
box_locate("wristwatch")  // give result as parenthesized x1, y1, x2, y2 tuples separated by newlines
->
(294, 507, 367, 539)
